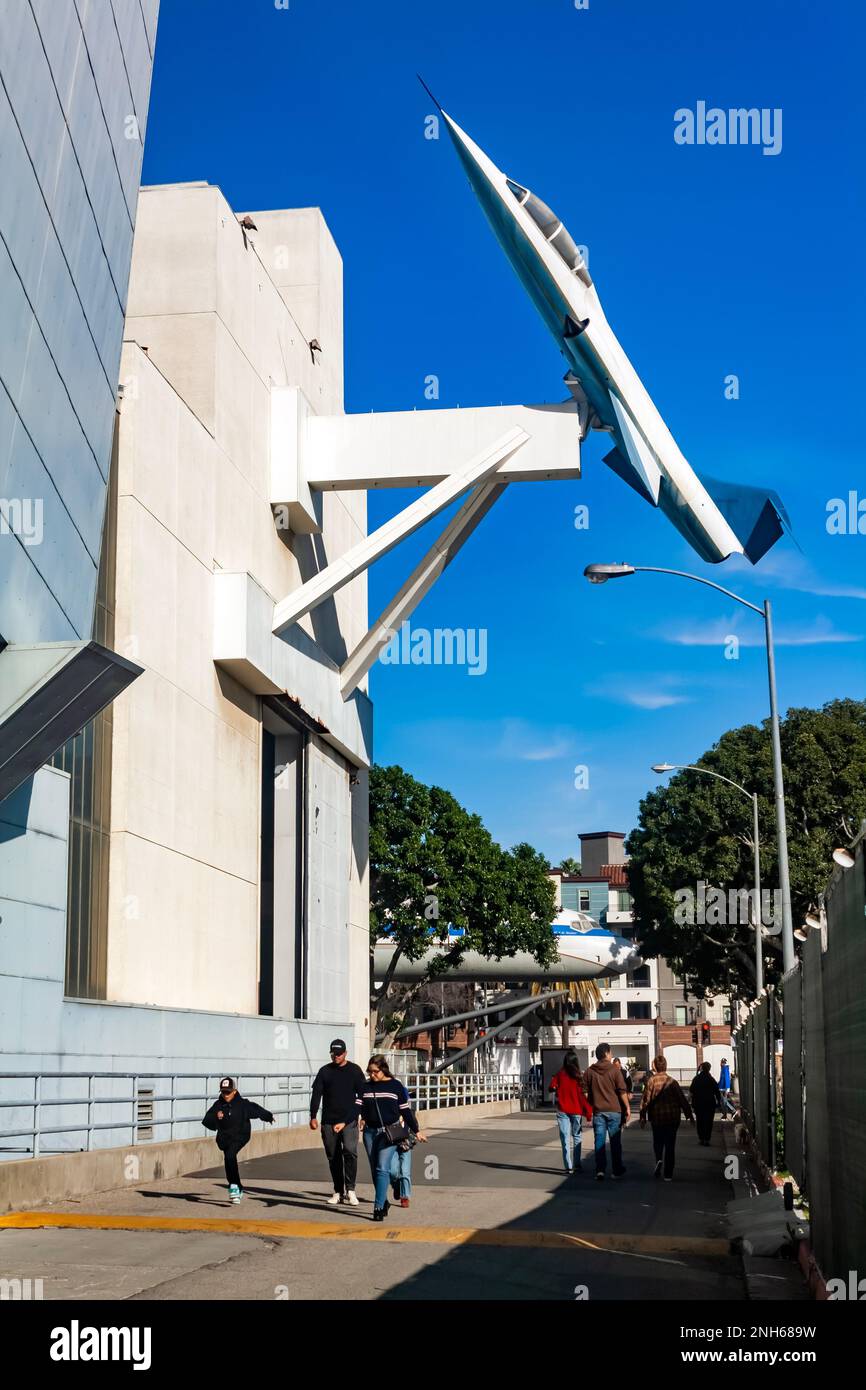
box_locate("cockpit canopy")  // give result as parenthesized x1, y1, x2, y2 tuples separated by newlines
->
(506, 178, 592, 287)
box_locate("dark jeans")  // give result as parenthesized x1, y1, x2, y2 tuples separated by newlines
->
(222, 1142, 245, 1188)
(322, 1121, 359, 1193)
(694, 1106, 715, 1144)
(592, 1111, 625, 1175)
(652, 1121, 679, 1178)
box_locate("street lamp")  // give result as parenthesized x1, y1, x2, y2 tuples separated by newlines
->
(651, 762, 764, 996)
(584, 562, 795, 974)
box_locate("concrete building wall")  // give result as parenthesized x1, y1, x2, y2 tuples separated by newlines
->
(0, 0, 158, 644)
(0, 767, 70, 1061)
(579, 832, 626, 878)
(103, 184, 369, 1047)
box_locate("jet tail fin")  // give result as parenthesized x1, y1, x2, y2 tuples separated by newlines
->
(698, 473, 792, 564)
(602, 446, 658, 506)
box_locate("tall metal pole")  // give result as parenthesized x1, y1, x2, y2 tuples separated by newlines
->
(764, 601, 795, 973)
(594, 567, 795, 973)
(752, 792, 763, 998)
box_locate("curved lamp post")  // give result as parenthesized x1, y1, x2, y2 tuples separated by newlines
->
(584, 563, 795, 974)
(651, 761, 763, 997)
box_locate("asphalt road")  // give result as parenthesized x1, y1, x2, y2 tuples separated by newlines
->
(0, 1110, 746, 1301)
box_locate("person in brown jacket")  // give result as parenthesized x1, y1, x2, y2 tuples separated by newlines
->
(583, 1043, 630, 1180)
(640, 1054, 694, 1182)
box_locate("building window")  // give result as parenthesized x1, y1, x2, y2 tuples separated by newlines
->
(723, 1005, 732, 1024)
(628, 1003, 651, 1020)
(259, 700, 308, 1019)
(617, 889, 632, 912)
(578, 889, 591, 911)
(51, 416, 119, 1000)
(628, 965, 651, 988)
(597, 1002, 621, 1020)
(675, 1005, 688, 1026)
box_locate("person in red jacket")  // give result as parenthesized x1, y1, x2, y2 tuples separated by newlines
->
(549, 1049, 593, 1175)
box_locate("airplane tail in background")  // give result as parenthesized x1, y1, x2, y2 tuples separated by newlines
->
(698, 473, 793, 564)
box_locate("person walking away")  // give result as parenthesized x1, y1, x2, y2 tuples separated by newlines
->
(639, 1056, 694, 1181)
(309, 1038, 366, 1207)
(690, 1062, 722, 1145)
(202, 1077, 274, 1203)
(613, 1057, 632, 1095)
(583, 1043, 630, 1180)
(548, 1048, 593, 1175)
(718, 1057, 737, 1119)
(358, 1055, 426, 1220)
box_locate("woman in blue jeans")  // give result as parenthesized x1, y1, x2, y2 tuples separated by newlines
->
(549, 1049, 593, 1175)
(357, 1056, 426, 1220)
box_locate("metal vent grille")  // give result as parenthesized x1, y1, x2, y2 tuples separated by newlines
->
(136, 1087, 154, 1141)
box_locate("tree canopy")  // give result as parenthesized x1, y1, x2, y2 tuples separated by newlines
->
(626, 698, 866, 998)
(369, 764, 557, 1020)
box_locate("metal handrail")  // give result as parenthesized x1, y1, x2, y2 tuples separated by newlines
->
(0, 1069, 538, 1159)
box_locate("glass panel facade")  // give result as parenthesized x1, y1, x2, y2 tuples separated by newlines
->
(50, 415, 119, 1000)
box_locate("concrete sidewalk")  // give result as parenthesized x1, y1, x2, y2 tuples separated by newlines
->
(0, 1110, 748, 1301)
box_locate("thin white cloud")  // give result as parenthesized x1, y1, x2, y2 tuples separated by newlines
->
(727, 550, 866, 601)
(625, 691, 691, 709)
(663, 615, 862, 647)
(590, 679, 692, 710)
(497, 718, 576, 761)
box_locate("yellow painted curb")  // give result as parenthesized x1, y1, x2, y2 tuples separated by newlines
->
(0, 1211, 729, 1257)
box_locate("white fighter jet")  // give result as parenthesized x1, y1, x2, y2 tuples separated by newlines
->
(374, 915, 640, 983)
(427, 86, 790, 566)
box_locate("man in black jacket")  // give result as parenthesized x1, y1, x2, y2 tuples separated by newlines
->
(202, 1077, 274, 1203)
(310, 1039, 366, 1206)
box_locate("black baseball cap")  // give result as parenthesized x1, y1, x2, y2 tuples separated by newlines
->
(329, 1039, 347, 1055)
(219, 1076, 236, 1092)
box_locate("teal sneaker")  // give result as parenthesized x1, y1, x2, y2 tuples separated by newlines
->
(228, 1184, 242, 1204)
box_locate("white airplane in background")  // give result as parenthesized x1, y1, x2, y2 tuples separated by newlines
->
(424, 83, 791, 567)
(374, 914, 640, 983)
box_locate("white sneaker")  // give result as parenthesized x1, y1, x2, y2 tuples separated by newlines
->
(345, 1190, 359, 1206)
(326, 1191, 342, 1206)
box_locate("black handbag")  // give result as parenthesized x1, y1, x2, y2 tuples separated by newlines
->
(373, 1092, 411, 1147)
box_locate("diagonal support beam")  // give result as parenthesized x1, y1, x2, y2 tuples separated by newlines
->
(272, 427, 528, 637)
(339, 480, 507, 698)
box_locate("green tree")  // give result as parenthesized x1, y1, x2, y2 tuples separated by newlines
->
(370, 765, 557, 1041)
(558, 856, 582, 875)
(626, 699, 866, 998)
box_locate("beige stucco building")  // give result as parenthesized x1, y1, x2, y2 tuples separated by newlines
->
(109, 181, 371, 1047)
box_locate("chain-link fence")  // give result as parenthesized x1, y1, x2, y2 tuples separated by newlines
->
(736, 827, 866, 1284)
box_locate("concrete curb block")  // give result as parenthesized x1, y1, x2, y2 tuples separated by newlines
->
(797, 1238, 829, 1300)
(0, 1097, 523, 1214)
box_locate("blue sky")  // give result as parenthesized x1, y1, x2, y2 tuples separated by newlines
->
(144, 0, 865, 863)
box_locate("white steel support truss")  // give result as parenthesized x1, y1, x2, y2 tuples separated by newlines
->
(272, 427, 528, 637)
(269, 392, 582, 698)
(339, 479, 507, 698)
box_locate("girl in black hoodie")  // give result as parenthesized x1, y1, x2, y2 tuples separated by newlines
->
(202, 1076, 274, 1202)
